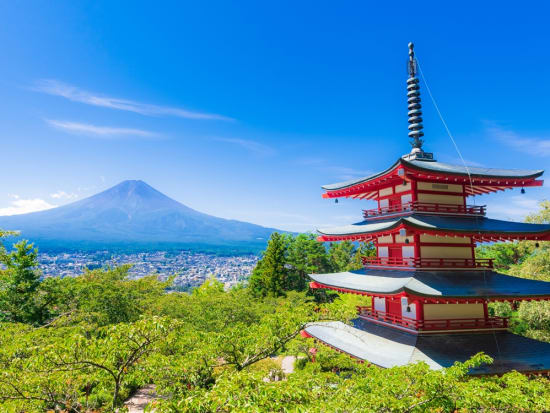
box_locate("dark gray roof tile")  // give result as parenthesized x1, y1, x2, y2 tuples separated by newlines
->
(309, 269, 550, 298)
(317, 214, 550, 236)
(305, 319, 550, 374)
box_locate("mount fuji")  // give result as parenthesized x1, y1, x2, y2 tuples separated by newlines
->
(0, 180, 280, 253)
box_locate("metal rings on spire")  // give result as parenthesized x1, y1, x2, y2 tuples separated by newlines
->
(407, 42, 424, 150)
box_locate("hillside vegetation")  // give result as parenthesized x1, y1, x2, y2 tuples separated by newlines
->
(1, 204, 550, 411)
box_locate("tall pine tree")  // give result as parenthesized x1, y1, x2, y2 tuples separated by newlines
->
(248, 232, 290, 297)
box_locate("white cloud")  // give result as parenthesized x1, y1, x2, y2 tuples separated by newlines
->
(50, 190, 78, 200)
(485, 195, 542, 221)
(487, 125, 550, 156)
(46, 119, 159, 139)
(0, 196, 55, 216)
(33, 79, 234, 121)
(213, 137, 276, 156)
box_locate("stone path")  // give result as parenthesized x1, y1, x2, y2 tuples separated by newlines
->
(281, 355, 296, 374)
(124, 384, 157, 413)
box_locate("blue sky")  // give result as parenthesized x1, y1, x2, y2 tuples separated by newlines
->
(1, 1, 549, 231)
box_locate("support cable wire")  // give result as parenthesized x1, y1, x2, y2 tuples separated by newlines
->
(415, 54, 503, 362)
(415, 57, 475, 198)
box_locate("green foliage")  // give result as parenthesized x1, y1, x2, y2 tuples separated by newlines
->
(526, 200, 550, 224)
(0, 317, 170, 410)
(509, 245, 550, 281)
(249, 233, 373, 297)
(0, 240, 46, 324)
(192, 274, 225, 296)
(476, 241, 533, 271)
(2, 225, 550, 411)
(476, 201, 550, 344)
(63, 265, 171, 326)
(286, 233, 331, 290)
(153, 348, 550, 413)
(248, 232, 290, 297)
(328, 240, 355, 271)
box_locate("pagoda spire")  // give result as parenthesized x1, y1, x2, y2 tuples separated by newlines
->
(407, 42, 424, 153)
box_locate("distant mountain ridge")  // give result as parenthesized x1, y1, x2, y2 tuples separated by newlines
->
(0, 180, 279, 253)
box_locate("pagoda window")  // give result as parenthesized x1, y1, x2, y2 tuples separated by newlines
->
(417, 192, 464, 205)
(417, 182, 463, 193)
(402, 246, 415, 263)
(420, 234, 471, 244)
(420, 245, 473, 259)
(423, 303, 484, 320)
(400, 193, 412, 205)
(379, 198, 389, 209)
(374, 297, 386, 312)
(379, 187, 394, 197)
(378, 246, 389, 264)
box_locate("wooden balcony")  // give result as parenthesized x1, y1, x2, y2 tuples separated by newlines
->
(363, 202, 486, 219)
(361, 256, 494, 270)
(357, 307, 508, 332)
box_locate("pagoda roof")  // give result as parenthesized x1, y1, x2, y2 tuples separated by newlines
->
(304, 319, 550, 374)
(317, 214, 550, 241)
(322, 158, 544, 191)
(308, 269, 550, 299)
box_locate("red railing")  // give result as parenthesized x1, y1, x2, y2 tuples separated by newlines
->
(363, 202, 486, 218)
(362, 256, 494, 269)
(356, 307, 508, 331)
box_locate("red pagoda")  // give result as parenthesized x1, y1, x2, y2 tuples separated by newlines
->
(303, 43, 550, 375)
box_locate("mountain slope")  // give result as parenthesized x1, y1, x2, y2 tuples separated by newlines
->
(0, 180, 279, 252)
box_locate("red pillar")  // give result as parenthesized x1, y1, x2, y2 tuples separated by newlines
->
(413, 233, 421, 261)
(416, 299, 424, 329)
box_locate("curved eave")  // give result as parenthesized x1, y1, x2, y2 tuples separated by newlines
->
(316, 216, 550, 242)
(321, 158, 544, 198)
(308, 270, 550, 301)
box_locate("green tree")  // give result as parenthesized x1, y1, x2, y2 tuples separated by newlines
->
(476, 242, 533, 271)
(192, 274, 225, 296)
(525, 200, 550, 224)
(328, 241, 357, 271)
(0, 317, 171, 410)
(248, 232, 290, 297)
(286, 233, 331, 291)
(350, 241, 376, 270)
(0, 240, 43, 324)
(67, 265, 170, 326)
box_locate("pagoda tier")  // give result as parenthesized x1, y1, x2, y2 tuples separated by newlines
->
(309, 269, 550, 336)
(321, 157, 544, 200)
(302, 319, 550, 375)
(309, 269, 550, 301)
(317, 214, 550, 243)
